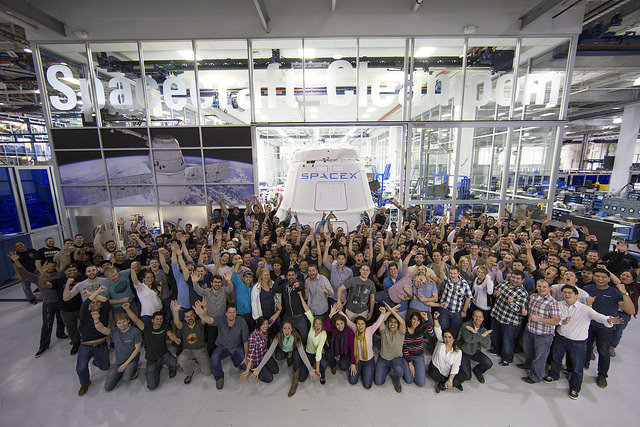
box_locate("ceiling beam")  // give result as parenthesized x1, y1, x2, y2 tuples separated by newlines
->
(252, 0, 271, 33)
(519, 0, 565, 29)
(0, 0, 65, 36)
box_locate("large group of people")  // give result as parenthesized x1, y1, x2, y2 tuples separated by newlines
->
(8, 197, 640, 400)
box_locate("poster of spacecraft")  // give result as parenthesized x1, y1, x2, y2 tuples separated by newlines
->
(53, 127, 254, 206)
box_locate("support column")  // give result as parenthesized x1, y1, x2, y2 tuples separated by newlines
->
(609, 105, 640, 196)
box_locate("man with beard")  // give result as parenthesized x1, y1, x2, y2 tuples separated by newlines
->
(94, 224, 118, 262)
(64, 265, 106, 301)
(173, 299, 214, 384)
(35, 237, 60, 272)
(51, 264, 86, 355)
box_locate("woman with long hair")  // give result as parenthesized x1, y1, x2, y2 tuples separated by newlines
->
(298, 294, 329, 384)
(471, 266, 494, 329)
(247, 319, 318, 396)
(402, 310, 433, 387)
(251, 268, 280, 324)
(325, 303, 355, 375)
(343, 306, 386, 389)
(374, 302, 406, 392)
(430, 311, 463, 393)
(240, 303, 282, 383)
(458, 256, 474, 283)
(131, 262, 162, 328)
(611, 270, 639, 355)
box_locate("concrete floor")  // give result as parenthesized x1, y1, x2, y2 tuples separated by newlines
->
(0, 283, 638, 427)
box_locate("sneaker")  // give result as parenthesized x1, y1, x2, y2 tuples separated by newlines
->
(320, 378, 326, 385)
(488, 348, 498, 355)
(70, 343, 79, 355)
(569, 390, 579, 400)
(394, 384, 402, 393)
(499, 360, 510, 367)
(521, 376, 536, 384)
(184, 374, 193, 384)
(78, 381, 92, 396)
(216, 378, 224, 390)
(34, 347, 47, 358)
(331, 366, 337, 375)
(169, 370, 177, 379)
(596, 376, 607, 389)
(542, 376, 555, 384)
(57, 334, 69, 340)
(435, 383, 443, 393)
(474, 372, 485, 384)
(609, 347, 616, 358)
(517, 363, 529, 370)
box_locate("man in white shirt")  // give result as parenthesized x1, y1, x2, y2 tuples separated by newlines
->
(543, 285, 622, 400)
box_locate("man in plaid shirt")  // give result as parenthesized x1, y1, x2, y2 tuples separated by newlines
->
(490, 270, 529, 366)
(519, 279, 560, 384)
(437, 265, 472, 338)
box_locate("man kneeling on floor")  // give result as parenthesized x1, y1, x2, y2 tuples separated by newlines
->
(173, 298, 214, 384)
(123, 303, 181, 390)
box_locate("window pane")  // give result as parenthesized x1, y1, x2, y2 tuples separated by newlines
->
(409, 127, 456, 201)
(19, 169, 57, 229)
(463, 38, 517, 120)
(55, 150, 105, 185)
(140, 41, 198, 126)
(410, 39, 465, 121)
(195, 40, 250, 125)
(358, 38, 406, 121)
(463, 127, 508, 199)
(39, 44, 94, 127)
(252, 39, 304, 122)
(0, 168, 21, 232)
(90, 42, 147, 127)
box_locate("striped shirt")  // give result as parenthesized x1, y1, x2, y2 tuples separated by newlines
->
(402, 322, 433, 360)
(491, 282, 528, 326)
(526, 293, 560, 335)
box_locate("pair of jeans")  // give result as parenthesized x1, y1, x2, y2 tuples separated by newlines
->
(275, 347, 304, 372)
(76, 343, 110, 385)
(22, 280, 35, 302)
(427, 360, 449, 385)
(402, 354, 427, 387)
(146, 352, 177, 390)
(104, 357, 139, 391)
(327, 352, 351, 372)
(458, 349, 493, 383)
(549, 335, 587, 393)
(438, 308, 464, 338)
(522, 331, 554, 382)
(257, 357, 279, 383)
(40, 301, 65, 350)
(285, 314, 309, 346)
(611, 312, 631, 348)
(60, 310, 80, 345)
(490, 317, 520, 363)
(374, 356, 404, 387)
(209, 345, 246, 380)
(178, 347, 212, 376)
(300, 352, 328, 382)
(348, 358, 375, 389)
(586, 324, 613, 378)
(206, 325, 218, 356)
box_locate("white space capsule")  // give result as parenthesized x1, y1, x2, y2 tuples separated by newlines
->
(150, 135, 187, 202)
(275, 147, 375, 232)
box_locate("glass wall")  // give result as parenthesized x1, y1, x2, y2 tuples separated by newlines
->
(35, 36, 574, 230)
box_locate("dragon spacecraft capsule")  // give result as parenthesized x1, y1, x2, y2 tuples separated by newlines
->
(275, 147, 375, 232)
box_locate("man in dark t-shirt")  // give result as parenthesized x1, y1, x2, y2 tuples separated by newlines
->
(173, 300, 214, 384)
(35, 237, 60, 271)
(51, 264, 86, 355)
(123, 303, 180, 390)
(76, 291, 111, 396)
(11, 241, 38, 304)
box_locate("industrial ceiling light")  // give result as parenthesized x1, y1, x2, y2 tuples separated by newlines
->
(613, 117, 622, 124)
(463, 25, 478, 34)
(415, 46, 437, 57)
(23, 47, 32, 53)
(633, 76, 640, 86)
(72, 30, 89, 39)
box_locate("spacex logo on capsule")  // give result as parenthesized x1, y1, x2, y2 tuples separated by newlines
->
(301, 172, 359, 180)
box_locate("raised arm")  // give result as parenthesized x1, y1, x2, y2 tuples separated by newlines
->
(123, 302, 144, 330)
(172, 300, 184, 329)
(91, 311, 111, 336)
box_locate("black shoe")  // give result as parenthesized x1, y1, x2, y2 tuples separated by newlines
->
(394, 384, 402, 393)
(320, 378, 326, 385)
(474, 372, 485, 384)
(609, 347, 616, 358)
(542, 376, 554, 384)
(57, 334, 69, 340)
(78, 381, 91, 396)
(216, 378, 224, 390)
(435, 383, 443, 393)
(517, 363, 529, 370)
(331, 366, 337, 375)
(596, 376, 607, 389)
(70, 343, 79, 355)
(521, 376, 536, 384)
(569, 390, 579, 400)
(169, 370, 177, 379)
(499, 360, 510, 367)
(454, 383, 463, 391)
(184, 374, 192, 384)
(29, 299, 37, 305)
(488, 348, 498, 355)
(34, 348, 47, 358)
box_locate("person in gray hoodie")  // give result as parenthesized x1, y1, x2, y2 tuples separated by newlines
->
(10, 253, 67, 357)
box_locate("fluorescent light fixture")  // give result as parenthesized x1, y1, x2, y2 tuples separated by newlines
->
(333, 54, 343, 60)
(298, 48, 316, 59)
(541, 112, 556, 117)
(415, 47, 437, 57)
(524, 132, 530, 137)
(613, 117, 622, 124)
(23, 47, 32, 53)
(634, 76, 640, 86)
(177, 50, 201, 60)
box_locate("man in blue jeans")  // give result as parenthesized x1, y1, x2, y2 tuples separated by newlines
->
(519, 279, 560, 383)
(76, 287, 111, 396)
(436, 265, 472, 338)
(123, 303, 181, 390)
(490, 270, 528, 366)
(210, 304, 249, 390)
